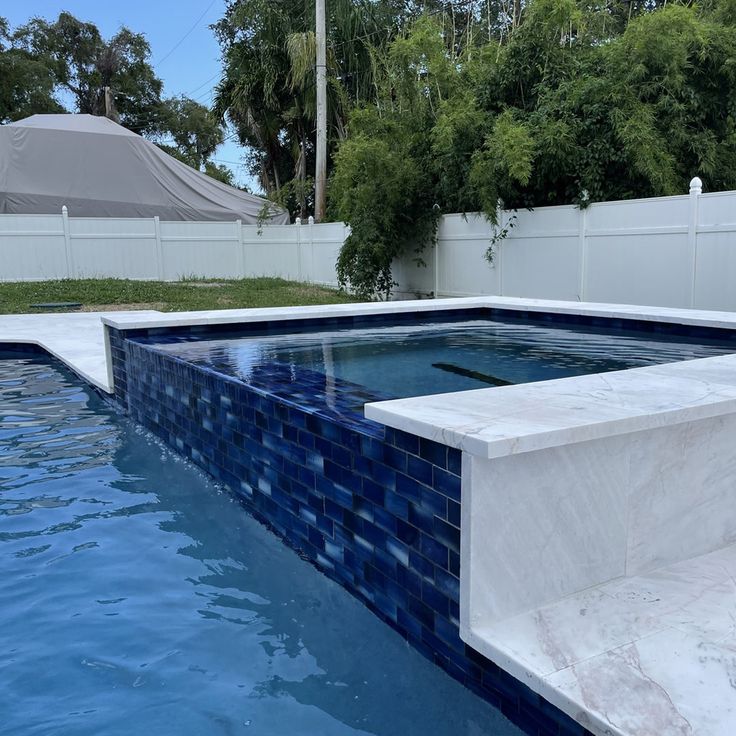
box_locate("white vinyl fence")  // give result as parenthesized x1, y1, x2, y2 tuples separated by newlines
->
(396, 178, 736, 311)
(2, 178, 736, 311)
(0, 207, 346, 286)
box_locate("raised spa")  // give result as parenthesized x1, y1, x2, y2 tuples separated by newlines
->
(137, 312, 736, 401)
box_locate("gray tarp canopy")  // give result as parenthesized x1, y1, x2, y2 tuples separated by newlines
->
(0, 114, 289, 224)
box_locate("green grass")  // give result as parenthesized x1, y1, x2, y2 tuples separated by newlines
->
(0, 277, 364, 315)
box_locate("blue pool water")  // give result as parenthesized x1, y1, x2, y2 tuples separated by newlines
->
(0, 354, 522, 736)
(148, 317, 735, 400)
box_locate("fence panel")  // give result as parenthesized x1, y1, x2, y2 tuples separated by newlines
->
(693, 191, 736, 311)
(0, 214, 67, 281)
(432, 214, 498, 297)
(68, 217, 158, 279)
(300, 222, 345, 286)
(499, 206, 580, 300)
(160, 221, 241, 280)
(242, 224, 299, 280)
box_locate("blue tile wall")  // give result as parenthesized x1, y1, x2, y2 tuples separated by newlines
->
(109, 325, 592, 736)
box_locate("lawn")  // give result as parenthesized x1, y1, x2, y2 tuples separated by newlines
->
(0, 277, 364, 315)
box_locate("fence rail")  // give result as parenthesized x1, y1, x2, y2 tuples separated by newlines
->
(2, 178, 736, 311)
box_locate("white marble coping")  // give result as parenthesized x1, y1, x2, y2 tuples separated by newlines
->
(0, 310, 161, 392)
(364, 355, 736, 459)
(99, 295, 736, 331)
(465, 541, 736, 736)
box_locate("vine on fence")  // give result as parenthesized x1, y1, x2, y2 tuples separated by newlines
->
(485, 214, 517, 265)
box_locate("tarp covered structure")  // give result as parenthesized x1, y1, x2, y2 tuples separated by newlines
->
(0, 114, 289, 224)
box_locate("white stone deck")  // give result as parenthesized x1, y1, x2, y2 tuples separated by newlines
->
(0, 310, 161, 391)
(466, 542, 736, 736)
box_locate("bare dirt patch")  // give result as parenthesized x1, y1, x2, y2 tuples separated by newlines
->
(80, 303, 168, 312)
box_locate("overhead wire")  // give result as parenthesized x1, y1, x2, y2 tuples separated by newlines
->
(155, 0, 219, 67)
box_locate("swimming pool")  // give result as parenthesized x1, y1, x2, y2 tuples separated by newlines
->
(0, 353, 522, 736)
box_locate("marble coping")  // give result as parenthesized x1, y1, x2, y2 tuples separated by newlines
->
(100, 295, 736, 331)
(365, 356, 736, 460)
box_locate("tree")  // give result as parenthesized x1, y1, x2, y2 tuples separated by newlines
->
(12, 12, 162, 133)
(328, 0, 736, 297)
(153, 97, 224, 167)
(1, 12, 238, 186)
(0, 17, 63, 122)
(212, 0, 406, 217)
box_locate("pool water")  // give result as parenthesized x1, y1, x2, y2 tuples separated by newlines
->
(0, 355, 522, 736)
(148, 317, 735, 400)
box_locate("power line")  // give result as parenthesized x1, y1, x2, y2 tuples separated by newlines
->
(186, 72, 221, 97)
(155, 0, 219, 67)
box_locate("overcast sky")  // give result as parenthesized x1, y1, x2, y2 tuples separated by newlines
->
(4, 0, 256, 189)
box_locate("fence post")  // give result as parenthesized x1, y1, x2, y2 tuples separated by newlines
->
(433, 227, 440, 298)
(296, 217, 303, 282)
(306, 216, 314, 282)
(61, 205, 73, 278)
(153, 216, 164, 280)
(496, 203, 505, 296)
(235, 219, 244, 278)
(577, 196, 588, 302)
(688, 176, 702, 308)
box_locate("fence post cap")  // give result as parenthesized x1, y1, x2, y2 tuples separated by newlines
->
(689, 176, 703, 194)
(295, 217, 302, 225)
(61, 205, 68, 215)
(308, 215, 314, 225)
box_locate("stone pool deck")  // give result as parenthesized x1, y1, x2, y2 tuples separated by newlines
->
(0, 309, 160, 391)
(3, 296, 736, 736)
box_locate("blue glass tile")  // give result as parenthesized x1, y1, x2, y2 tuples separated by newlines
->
(408, 502, 435, 534)
(408, 594, 435, 630)
(352, 497, 374, 523)
(434, 567, 460, 602)
(447, 499, 461, 528)
(433, 517, 461, 554)
(372, 505, 397, 535)
(422, 580, 450, 618)
(331, 443, 352, 469)
(395, 474, 423, 503)
(419, 438, 447, 469)
(111, 324, 595, 736)
(397, 606, 423, 640)
(383, 445, 408, 474)
(408, 550, 434, 580)
(448, 449, 462, 476)
(396, 519, 420, 548)
(420, 534, 449, 568)
(324, 539, 343, 562)
(384, 490, 408, 520)
(361, 521, 387, 549)
(362, 478, 385, 506)
(433, 467, 461, 502)
(391, 430, 420, 456)
(407, 454, 433, 486)
(371, 462, 396, 491)
(420, 487, 447, 518)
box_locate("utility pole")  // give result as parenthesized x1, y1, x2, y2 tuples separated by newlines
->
(314, 0, 327, 222)
(104, 86, 114, 119)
